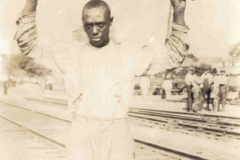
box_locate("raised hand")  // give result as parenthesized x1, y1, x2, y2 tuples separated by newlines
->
(170, 0, 186, 13)
(22, 0, 38, 15)
(170, 0, 186, 25)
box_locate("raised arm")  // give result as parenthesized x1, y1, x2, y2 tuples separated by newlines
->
(171, 0, 186, 25)
(22, 0, 38, 15)
(14, 0, 41, 61)
(134, 0, 190, 76)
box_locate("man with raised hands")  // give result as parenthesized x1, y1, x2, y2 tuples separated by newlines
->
(15, 0, 192, 159)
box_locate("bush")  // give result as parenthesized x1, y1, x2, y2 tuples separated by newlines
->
(6, 53, 51, 77)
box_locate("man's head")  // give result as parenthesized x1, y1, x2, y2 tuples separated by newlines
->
(220, 69, 225, 75)
(82, 0, 113, 48)
(195, 67, 202, 77)
(189, 66, 195, 75)
(212, 68, 217, 76)
(204, 68, 210, 75)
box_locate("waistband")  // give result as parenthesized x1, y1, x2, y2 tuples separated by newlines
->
(219, 84, 226, 87)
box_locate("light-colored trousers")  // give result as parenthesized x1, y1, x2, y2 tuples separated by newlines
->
(192, 86, 204, 111)
(67, 116, 135, 160)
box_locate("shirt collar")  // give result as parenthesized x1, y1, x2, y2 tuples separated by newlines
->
(87, 40, 114, 51)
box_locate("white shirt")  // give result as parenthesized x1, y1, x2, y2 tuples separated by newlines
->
(191, 75, 202, 87)
(185, 72, 192, 86)
(201, 73, 213, 84)
(218, 74, 228, 85)
(185, 73, 202, 87)
(16, 12, 190, 120)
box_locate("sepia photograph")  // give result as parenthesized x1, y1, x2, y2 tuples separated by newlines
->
(0, 0, 240, 159)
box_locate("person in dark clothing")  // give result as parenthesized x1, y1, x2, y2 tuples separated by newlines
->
(201, 68, 213, 111)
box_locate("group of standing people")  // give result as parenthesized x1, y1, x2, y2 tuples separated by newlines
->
(185, 66, 228, 113)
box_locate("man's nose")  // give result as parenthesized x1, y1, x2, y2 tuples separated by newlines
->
(92, 25, 98, 36)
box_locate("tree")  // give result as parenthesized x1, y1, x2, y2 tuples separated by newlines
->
(229, 41, 240, 57)
(6, 53, 51, 77)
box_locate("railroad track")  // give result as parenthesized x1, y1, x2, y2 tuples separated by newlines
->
(0, 101, 213, 160)
(129, 108, 240, 140)
(0, 115, 66, 160)
(130, 108, 240, 122)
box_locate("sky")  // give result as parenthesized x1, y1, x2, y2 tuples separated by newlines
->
(210, 0, 240, 46)
(0, 0, 240, 58)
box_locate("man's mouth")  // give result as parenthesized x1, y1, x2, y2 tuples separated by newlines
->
(92, 37, 101, 42)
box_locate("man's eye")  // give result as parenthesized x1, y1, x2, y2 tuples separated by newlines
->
(86, 24, 93, 28)
(97, 23, 104, 27)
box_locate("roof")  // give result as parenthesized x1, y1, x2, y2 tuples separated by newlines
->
(218, 67, 240, 75)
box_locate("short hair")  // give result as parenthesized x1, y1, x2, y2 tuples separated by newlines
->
(82, 0, 111, 19)
(212, 68, 217, 72)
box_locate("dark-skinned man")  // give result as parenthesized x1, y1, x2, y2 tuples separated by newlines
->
(15, 0, 191, 159)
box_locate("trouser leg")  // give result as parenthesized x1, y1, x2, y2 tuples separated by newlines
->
(206, 88, 211, 110)
(220, 86, 226, 111)
(211, 98, 214, 110)
(186, 85, 193, 111)
(199, 93, 204, 111)
(192, 87, 200, 111)
(212, 98, 216, 111)
(201, 88, 206, 109)
(213, 98, 219, 112)
(165, 89, 171, 100)
(67, 116, 134, 160)
(161, 88, 166, 99)
(198, 88, 204, 111)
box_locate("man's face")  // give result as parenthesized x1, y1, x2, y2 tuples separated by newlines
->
(189, 69, 195, 75)
(82, 7, 112, 48)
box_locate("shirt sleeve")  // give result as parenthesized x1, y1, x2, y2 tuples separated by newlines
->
(209, 74, 214, 84)
(134, 23, 189, 76)
(14, 12, 41, 62)
(194, 75, 203, 85)
(64, 44, 83, 113)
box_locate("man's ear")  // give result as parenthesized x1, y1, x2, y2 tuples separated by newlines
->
(110, 16, 114, 23)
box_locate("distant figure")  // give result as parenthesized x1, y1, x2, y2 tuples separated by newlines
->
(185, 66, 195, 111)
(46, 74, 53, 91)
(210, 68, 218, 110)
(218, 69, 228, 112)
(162, 72, 173, 100)
(185, 66, 203, 112)
(0, 70, 9, 96)
(212, 70, 220, 112)
(140, 75, 150, 99)
(201, 68, 213, 111)
(0, 54, 8, 96)
(192, 68, 204, 112)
